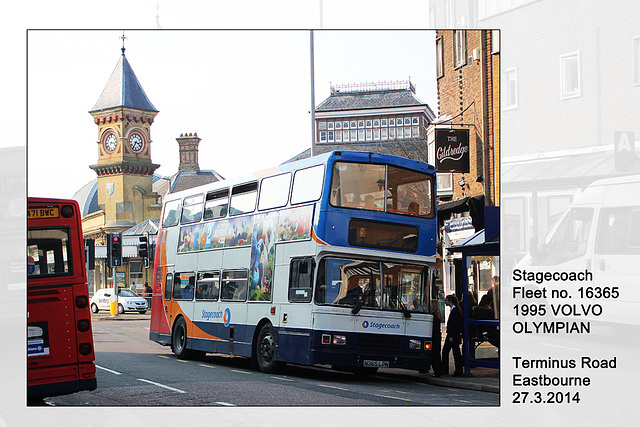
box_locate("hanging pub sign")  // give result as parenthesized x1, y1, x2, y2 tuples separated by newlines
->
(435, 128, 470, 173)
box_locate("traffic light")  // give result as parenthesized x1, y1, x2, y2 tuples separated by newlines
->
(139, 236, 149, 259)
(85, 239, 95, 270)
(107, 233, 123, 268)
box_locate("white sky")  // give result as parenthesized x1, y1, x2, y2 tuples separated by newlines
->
(26, 27, 437, 199)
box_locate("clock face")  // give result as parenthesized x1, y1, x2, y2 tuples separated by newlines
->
(128, 133, 144, 152)
(103, 133, 117, 152)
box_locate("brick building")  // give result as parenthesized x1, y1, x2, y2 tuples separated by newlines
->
(434, 29, 500, 207)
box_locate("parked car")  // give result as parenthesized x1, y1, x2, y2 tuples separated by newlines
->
(91, 288, 148, 314)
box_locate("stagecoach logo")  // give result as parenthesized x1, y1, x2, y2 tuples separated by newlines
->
(361, 320, 401, 330)
(435, 129, 470, 173)
(223, 308, 231, 327)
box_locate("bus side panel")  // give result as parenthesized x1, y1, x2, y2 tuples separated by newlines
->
(274, 327, 313, 365)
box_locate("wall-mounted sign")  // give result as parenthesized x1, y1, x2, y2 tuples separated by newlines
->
(435, 129, 470, 173)
(614, 131, 636, 172)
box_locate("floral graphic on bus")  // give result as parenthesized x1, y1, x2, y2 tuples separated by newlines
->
(177, 205, 313, 253)
(249, 212, 278, 301)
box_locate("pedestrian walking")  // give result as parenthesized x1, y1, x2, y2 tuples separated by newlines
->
(441, 294, 463, 376)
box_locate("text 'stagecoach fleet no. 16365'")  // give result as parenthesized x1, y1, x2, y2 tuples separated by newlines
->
(149, 151, 438, 375)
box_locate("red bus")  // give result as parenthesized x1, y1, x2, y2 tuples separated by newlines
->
(27, 198, 97, 401)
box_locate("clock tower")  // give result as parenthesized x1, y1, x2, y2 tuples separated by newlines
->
(89, 46, 161, 231)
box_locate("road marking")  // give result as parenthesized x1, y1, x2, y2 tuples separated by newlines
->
(216, 401, 236, 406)
(318, 384, 349, 391)
(137, 378, 186, 394)
(375, 394, 413, 402)
(270, 376, 294, 382)
(380, 389, 409, 394)
(198, 364, 216, 368)
(230, 369, 252, 375)
(158, 355, 170, 359)
(177, 359, 189, 363)
(96, 365, 122, 375)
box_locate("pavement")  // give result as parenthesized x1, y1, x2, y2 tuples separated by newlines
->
(92, 312, 499, 394)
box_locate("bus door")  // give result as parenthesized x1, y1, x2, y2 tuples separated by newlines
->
(170, 272, 197, 334)
(161, 269, 176, 332)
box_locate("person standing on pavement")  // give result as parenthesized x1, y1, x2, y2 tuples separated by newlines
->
(429, 300, 443, 377)
(441, 294, 463, 376)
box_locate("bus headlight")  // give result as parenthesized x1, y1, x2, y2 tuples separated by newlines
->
(409, 339, 422, 350)
(332, 335, 347, 345)
(424, 341, 432, 350)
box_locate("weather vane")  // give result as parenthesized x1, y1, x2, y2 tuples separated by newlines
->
(121, 31, 127, 55)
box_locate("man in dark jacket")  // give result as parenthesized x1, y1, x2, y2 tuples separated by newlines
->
(441, 294, 463, 376)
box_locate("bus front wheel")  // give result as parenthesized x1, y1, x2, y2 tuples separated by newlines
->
(256, 324, 281, 373)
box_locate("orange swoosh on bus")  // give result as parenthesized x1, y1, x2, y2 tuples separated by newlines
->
(311, 226, 328, 246)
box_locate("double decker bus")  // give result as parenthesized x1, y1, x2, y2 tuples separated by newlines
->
(27, 198, 97, 400)
(150, 151, 438, 374)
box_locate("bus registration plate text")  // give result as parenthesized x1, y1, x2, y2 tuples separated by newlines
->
(363, 360, 390, 368)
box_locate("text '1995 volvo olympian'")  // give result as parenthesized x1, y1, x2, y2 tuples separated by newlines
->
(149, 151, 438, 375)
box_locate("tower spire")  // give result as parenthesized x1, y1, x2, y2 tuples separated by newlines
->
(120, 31, 127, 55)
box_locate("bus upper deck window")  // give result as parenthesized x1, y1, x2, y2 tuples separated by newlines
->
(258, 173, 291, 211)
(181, 195, 203, 224)
(162, 200, 181, 227)
(230, 183, 257, 216)
(291, 165, 324, 205)
(204, 189, 229, 220)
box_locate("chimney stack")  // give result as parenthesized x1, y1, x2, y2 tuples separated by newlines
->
(177, 133, 201, 173)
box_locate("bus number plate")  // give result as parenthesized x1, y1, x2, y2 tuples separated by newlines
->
(363, 360, 389, 368)
(28, 207, 59, 219)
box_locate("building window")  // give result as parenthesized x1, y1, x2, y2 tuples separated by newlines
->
(454, 30, 467, 68)
(350, 130, 357, 141)
(343, 130, 349, 141)
(366, 129, 372, 141)
(492, 30, 500, 54)
(436, 37, 444, 78)
(560, 52, 582, 99)
(358, 129, 365, 141)
(335, 130, 342, 142)
(318, 122, 327, 130)
(437, 172, 453, 196)
(389, 128, 396, 139)
(381, 128, 388, 140)
(504, 67, 518, 110)
(129, 261, 143, 281)
(328, 122, 334, 130)
(358, 120, 365, 128)
(328, 131, 334, 142)
(335, 121, 341, 130)
(381, 118, 388, 127)
(365, 119, 372, 128)
(373, 119, 380, 127)
(319, 131, 327, 142)
(374, 128, 380, 140)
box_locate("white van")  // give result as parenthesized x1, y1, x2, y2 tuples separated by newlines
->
(516, 174, 640, 326)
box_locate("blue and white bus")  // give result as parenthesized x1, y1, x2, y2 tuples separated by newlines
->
(150, 150, 438, 374)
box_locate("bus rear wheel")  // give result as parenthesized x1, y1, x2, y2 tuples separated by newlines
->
(256, 324, 281, 373)
(172, 317, 189, 359)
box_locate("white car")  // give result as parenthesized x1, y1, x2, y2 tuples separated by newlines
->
(91, 288, 148, 314)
